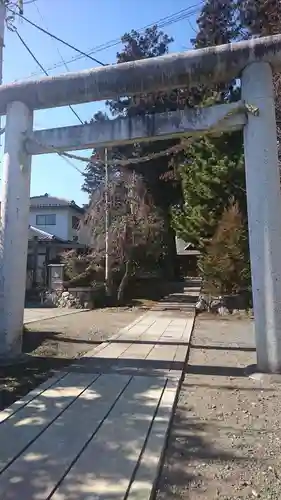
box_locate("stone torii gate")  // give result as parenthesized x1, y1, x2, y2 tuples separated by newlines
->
(0, 34, 281, 372)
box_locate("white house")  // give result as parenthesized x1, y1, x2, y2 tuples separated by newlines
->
(27, 224, 85, 291)
(1, 194, 88, 292)
(29, 194, 86, 243)
(27, 194, 87, 291)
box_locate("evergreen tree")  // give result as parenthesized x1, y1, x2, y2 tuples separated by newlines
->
(192, 0, 242, 103)
(172, 133, 245, 249)
(199, 200, 250, 295)
(171, 0, 246, 253)
(238, 0, 281, 36)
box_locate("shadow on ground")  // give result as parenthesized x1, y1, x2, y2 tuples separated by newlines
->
(155, 403, 250, 499)
(0, 315, 264, 500)
(0, 371, 177, 499)
(22, 330, 101, 354)
(4, 333, 252, 500)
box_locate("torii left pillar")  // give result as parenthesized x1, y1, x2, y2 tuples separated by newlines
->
(0, 101, 33, 357)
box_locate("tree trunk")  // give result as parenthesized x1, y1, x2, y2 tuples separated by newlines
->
(117, 259, 132, 303)
(164, 215, 180, 280)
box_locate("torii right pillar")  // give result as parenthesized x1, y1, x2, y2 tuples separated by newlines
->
(242, 61, 281, 373)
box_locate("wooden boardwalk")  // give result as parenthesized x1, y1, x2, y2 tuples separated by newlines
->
(0, 283, 200, 499)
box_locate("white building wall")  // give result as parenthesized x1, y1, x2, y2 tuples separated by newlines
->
(29, 207, 69, 240)
(29, 206, 85, 242)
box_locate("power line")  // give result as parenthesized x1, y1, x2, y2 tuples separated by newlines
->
(34, 1, 71, 71)
(7, 3, 107, 66)
(9, 0, 85, 125)
(15, 30, 45, 74)
(57, 153, 84, 175)
(7, 0, 37, 6)
(12, 3, 202, 79)
(12, 30, 85, 175)
(14, 30, 84, 124)
(33, 1, 84, 124)
(9, 2, 201, 130)
(8, 2, 202, 176)
(42, 5, 201, 72)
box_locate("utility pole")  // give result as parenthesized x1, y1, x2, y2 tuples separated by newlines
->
(0, 0, 6, 137)
(104, 147, 110, 296)
(0, 1, 5, 80)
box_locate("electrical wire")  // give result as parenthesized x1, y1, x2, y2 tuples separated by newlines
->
(7, 0, 37, 6)
(14, 30, 84, 125)
(34, 1, 70, 72)
(13, 32, 86, 175)
(9, 2, 202, 176)
(11, 3, 202, 79)
(44, 6, 201, 72)
(14, 30, 44, 74)
(33, 1, 84, 124)
(57, 153, 84, 175)
(7, 3, 107, 66)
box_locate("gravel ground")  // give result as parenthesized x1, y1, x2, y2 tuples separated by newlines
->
(156, 315, 281, 500)
(0, 306, 142, 411)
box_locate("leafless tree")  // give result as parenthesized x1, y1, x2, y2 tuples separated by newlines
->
(81, 170, 166, 302)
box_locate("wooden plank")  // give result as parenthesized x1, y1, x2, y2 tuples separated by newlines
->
(127, 379, 179, 499)
(182, 317, 195, 340)
(0, 372, 67, 424)
(168, 319, 188, 326)
(116, 332, 147, 342)
(51, 376, 166, 500)
(118, 332, 164, 361)
(173, 344, 189, 363)
(118, 343, 154, 360)
(146, 344, 178, 362)
(121, 314, 148, 331)
(93, 342, 133, 359)
(82, 313, 152, 359)
(124, 325, 151, 335)
(163, 325, 186, 332)
(0, 373, 99, 473)
(82, 329, 125, 358)
(0, 374, 130, 500)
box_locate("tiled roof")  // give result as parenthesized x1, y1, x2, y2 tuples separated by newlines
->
(28, 225, 66, 242)
(30, 194, 85, 213)
(176, 237, 200, 255)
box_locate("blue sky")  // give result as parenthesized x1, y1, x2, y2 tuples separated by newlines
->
(2, 0, 200, 206)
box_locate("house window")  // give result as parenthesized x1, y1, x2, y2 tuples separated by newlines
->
(72, 215, 80, 230)
(27, 254, 34, 270)
(36, 214, 56, 226)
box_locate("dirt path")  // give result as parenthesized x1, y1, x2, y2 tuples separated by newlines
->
(156, 315, 281, 500)
(0, 307, 142, 411)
